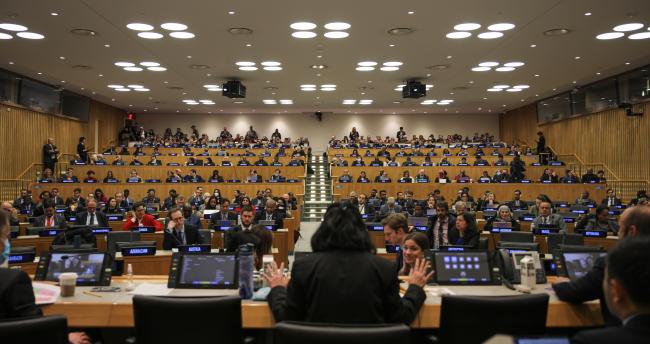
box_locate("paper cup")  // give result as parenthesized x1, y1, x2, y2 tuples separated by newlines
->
(58, 272, 78, 297)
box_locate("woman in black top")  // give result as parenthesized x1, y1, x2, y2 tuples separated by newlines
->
(103, 197, 121, 214)
(263, 202, 431, 325)
(356, 171, 370, 183)
(448, 212, 480, 248)
(77, 137, 89, 163)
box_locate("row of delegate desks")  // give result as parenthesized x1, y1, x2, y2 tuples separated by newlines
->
(332, 181, 607, 205)
(329, 155, 540, 165)
(38, 275, 603, 329)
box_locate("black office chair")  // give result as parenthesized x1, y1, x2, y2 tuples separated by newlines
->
(10, 245, 36, 254)
(275, 321, 411, 344)
(547, 233, 583, 252)
(133, 295, 242, 344)
(438, 294, 549, 344)
(500, 231, 534, 243)
(107, 231, 141, 254)
(0, 315, 68, 344)
(198, 229, 212, 244)
(478, 237, 489, 250)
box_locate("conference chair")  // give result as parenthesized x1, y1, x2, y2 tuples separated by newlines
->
(274, 321, 411, 344)
(438, 294, 549, 344)
(198, 229, 212, 245)
(499, 231, 534, 243)
(133, 295, 242, 344)
(547, 233, 583, 253)
(478, 237, 489, 250)
(0, 315, 68, 344)
(106, 231, 141, 254)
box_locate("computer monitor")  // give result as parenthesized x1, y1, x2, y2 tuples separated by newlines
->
(34, 252, 112, 285)
(498, 241, 540, 252)
(432, 250, 493, 285)
(547, 233, 584, 252)
(562, 252, 607, 280)
(408, 217, 429, 227)
(167, 252, 238, 289)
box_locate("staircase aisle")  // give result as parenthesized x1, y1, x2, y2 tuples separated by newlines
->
(301, 154, 331, 222)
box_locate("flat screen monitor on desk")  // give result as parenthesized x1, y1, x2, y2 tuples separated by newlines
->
(432, 251, 493, 285)
(562, 252, 607, 280)
(168, 253, 238, 289)
(34, 252, 112, 286)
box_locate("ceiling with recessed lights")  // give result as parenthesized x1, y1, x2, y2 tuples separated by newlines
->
(0, 0, 649, 115)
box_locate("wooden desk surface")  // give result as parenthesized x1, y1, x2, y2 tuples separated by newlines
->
(40, 276, 603, 329)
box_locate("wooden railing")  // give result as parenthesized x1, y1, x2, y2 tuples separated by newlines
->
(0, 179, 32, 202)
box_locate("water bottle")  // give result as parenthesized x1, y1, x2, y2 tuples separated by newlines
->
(238, 243, 255, 299)
(520, 256, 537, 290)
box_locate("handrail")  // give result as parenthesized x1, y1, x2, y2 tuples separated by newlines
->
(16, 163, 38, 180)
(548, 145, 621, 181)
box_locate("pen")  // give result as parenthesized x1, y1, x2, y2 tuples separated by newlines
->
(83, 291, 102, 298)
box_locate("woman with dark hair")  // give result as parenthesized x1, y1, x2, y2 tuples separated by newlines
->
(448, 212, 480, 248)
(103, 197, 121, 214)
(94, 188, 107, 203)
(252, 225, 273, 270)
(77, 136, 89, 163)
(263, 202, 431, 325)
(399, 232, 429, 276)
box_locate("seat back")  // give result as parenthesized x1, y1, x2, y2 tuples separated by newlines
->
(275, 322, 411, 344)
(478, 237, 489, 250)
(547, 233, 583, 252)
(500, 231, 534, 243)
(107, 231, 141, 253)
(440, 294, 549, 344)
(133, 295, 242, 344)
(198, 229, 212, 244)
(0, 315, 68, 344)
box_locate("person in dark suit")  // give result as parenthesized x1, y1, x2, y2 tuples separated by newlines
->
(531, 201, 568, 233)
(77, 136, 89, 163)
(163, 208, 204, 250)
(13, 189, 35, 213)
(381, 213, 410, 275)
(506, 189, 528, 210)
(254, 199, 285, 227)
(33, 200, 66, 228)
(223, 206, 257, 252)
(426, 201, 457, 249)
(74, 201, 108, 227)
(572, 237, 650, 344)
(263, 202, 432, 325)
(553, 205, 650, 326)
(42, 138, 59, 172)
(602, 188, 623, 207)
(536, 131, 545, 154)
(209, 199, 239, 227)
(356, 193, 375, 217)
(448, 213, 479, 248)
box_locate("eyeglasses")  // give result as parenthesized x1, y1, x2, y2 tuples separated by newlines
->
(172, 216, 184, 221)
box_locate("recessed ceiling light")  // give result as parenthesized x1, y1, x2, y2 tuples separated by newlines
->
(263, 66, 282, 71)
(628, 32, 650, 40)
(236, 61, 256, 67)
(310, 64, 327, 69)
(239, 66, 258, 71)
(8, 61, 14, 64)
(625, 62, 631, 65)
(389, 44, 395, 47)
(495, 67, 515, 72)
(343, 100, 357, 104)
(487, 88, 502, 92)
(104, 44, 110, 47)
(115, 88, 131, 91)
(138, 32, 163, 39)
(107, 84, 124, 88)
(574, 56, 581, 60)
(446, 31, 471, 39)
(544, 28, 571, 36)
(324, 31, 349, 38)
(613, 23, 644, 32)
(263, 100, 277, 104)
(51, 12, 59, 16)
(478, 62, 499, 67)
(292, 31, 317, 38)
(140, 61, 160, 67)
(321, 84, 336, 88)
(359, 100, 373, 104)
(115, 62, 135, 67)
(123, 66, 143, 71)
(207, 88, 222, 91)
(487, 23, 515, 31)
(17, 32, 45, 39)
(358, 61, 377, 67)
(454, 23, 481, 31)
(245, 43, 252, 47)
(513, 85, 530, 89)
(506, 88, 522, 92)
(584, 12, 592, 16)
(380, 66, 399, 71)
(472, 66, 491, 71)
(0, 33, 12, 40)
(233, 101, 244, 104)
(356, 67, 375, 71)
(126, 23, 153, 31)
(478, 31, 503, 39)
(321, 87, 336, 91)
(324, 22, 351, 30)
(261, 61, 281, 67)
(290, 22, 317, 30)
(301, 88, 316, 91)
(534, 74, 540, 77)
(161, 23, 188, 31)
(383, 61, 403, 67)
(128, 84, 143, 88)
(279, 100, 293, 104)
(58, 56, 65, 60)
(530, 44, 537, 47)
(494, 85, 510, 89)
(0, 23, 28, 31)
(147, 66, 167, 71)
(407, 11, 415, 15)
(169, 32, 195, 39)
(596, 32, 624, 40)
(300, 84, 316, 88)
(134, 88, 150, 92)
(228, 11, 235, 15)
(503, 61, 525, 67)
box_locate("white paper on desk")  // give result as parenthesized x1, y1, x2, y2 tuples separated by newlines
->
(128, 283, 171, 296)
(424, 286, 456, 297)
(33, 282, 60, 305)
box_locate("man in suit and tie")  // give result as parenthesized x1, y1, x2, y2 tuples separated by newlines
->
(426, 201, 457, 249)
(75, 201, 108, 227)
(377, 197, 403, 221)
(602, 188, 623, 207)
(33, 200, 66, 228)
(209, 198, 239, 227)
(254, 199, 285, 227)
(50, 188, 65, 206)
(42, 138, 59, 172)
(532, 201, 567, 233)
(224, 206, 257, 252)
(163, 207, 204, 250)
(356, 193, 375, 217)
(572, 237, 650, 344)
(65, 188, 86, 208)
(13, 189, 35, 213)
(506, 189, 528, 210)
